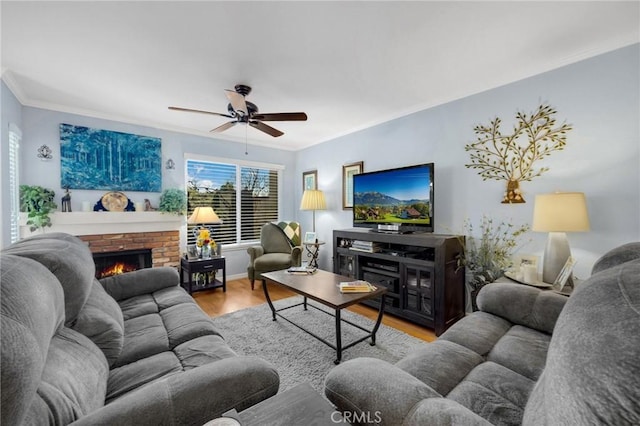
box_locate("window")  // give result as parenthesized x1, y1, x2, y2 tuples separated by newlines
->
(186, 156, 282, 246)
(9, 124, 21, 243)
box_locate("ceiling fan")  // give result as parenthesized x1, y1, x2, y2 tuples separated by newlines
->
(169, 84, 307, 137)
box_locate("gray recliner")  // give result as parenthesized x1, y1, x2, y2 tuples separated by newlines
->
(246, 222, 302, 290)
(1, 232, 279, 425)
(325, 242, 640, 425)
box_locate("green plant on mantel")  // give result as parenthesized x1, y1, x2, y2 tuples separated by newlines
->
(20, 185, 58, 232)
(159, 188, 187, 215)
(456, 216, 530, 310)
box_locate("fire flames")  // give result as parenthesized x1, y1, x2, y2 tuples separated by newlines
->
(98, 262, 137, 279)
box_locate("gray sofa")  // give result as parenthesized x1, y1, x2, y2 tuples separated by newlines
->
(325, 242, 640, 425)
(1, 232, 279, 425)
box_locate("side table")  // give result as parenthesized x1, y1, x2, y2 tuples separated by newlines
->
(303, 240, 325, 268)
(180, 256, 226, 294)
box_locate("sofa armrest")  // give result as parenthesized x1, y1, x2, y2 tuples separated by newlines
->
(403, 398, 492, 426)
(325, 357, 440, 426)
(99, 267, 179, 301)
(70, 356, 279, 426)
(477, 282, 568, 334)
(246, 245, 264, 263)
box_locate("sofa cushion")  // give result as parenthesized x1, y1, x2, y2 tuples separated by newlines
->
(1, 255, 66, 425)
(174, 335, 238, 370)
(477, 282, 567, 334)
(438, 311, 511, 356)
(254, 252, 294, 273)
(448, 361, 535, 426)
(395, 340, 484, 396)
(487, 325, 550, 382)
(115, 313, 170, 367)
(523, 259, 640, 425)
(107, 351, 182, 403)
(591, 241, 640, 275)
(161, 302, 222, 348)
(33, 327, 109, 424)
(119, 294, 159, 320)
(72, 279, 125, 366)
(2, 234, 95, 326)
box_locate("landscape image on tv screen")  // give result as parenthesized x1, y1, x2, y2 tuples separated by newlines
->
(353, 164, 432, 226)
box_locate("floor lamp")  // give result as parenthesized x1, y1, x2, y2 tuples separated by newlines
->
(532, 192, 590, 284)
(300, 189, 326, 234)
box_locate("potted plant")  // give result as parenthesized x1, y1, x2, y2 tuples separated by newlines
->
(159, 188, 187, 215)
(457, 216, 530, 310)
(20, 185, 58, 232)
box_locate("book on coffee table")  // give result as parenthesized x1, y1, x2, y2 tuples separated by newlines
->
(338, 280, 376, 293)
(287, 266, 317, 274)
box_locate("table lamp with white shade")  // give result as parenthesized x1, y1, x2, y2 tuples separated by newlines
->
(300, 189, 326, 233)
(187, 207, 222, 242)
(532, 192, 590, 284)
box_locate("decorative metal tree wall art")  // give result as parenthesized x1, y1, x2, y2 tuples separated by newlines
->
(464, 104, 572, 203)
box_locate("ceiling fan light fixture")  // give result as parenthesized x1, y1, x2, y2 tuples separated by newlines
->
(169, 84, 306, 138)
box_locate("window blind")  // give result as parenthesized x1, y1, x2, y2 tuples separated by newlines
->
(186, 158, 280, 246)
(9, 124, 21, 243)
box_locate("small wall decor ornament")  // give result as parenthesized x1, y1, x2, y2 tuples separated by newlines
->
(37, 144, 53, 160)
(465, 104, 572, 203)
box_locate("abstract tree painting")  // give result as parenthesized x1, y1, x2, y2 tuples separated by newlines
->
(60, 123, 161, 192)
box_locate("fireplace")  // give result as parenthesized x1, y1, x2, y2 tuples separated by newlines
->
(93, 249, 153, 279)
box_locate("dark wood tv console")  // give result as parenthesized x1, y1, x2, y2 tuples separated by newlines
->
(333, 228, 465, 336)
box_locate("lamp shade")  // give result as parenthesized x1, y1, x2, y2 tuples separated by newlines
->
(532, 192, 590, 233)
(187, 207, 221, 224)
(300, 190, 327, 211)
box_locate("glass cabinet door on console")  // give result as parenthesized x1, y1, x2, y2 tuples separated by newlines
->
(337, 253, 357, 278)
(403, 266, 434, 319)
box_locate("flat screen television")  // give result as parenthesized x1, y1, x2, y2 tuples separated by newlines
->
(352, 163, 434, 233)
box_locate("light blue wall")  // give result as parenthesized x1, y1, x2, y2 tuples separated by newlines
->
(16, 107, 297, 275)
(296, 44, 640, 279)
(1, 80, 23, 247)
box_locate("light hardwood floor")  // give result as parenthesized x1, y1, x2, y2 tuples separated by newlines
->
(192, 277, 436, 343)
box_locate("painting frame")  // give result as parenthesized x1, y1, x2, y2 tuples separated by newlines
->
(303, 170, 317, 192)
(511, 254, 538, 272)
(303, 231, 317, 244)
(342, 161, 363, 210)
(60, 123, 162, 192)
(554, 256, 577, 292)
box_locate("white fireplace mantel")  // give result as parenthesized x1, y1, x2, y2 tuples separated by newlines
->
(19, 212, 185, 238)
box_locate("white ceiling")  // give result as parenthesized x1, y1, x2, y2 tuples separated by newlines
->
(2, 1, 639, 151)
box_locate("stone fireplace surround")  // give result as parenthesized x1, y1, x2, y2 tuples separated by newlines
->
(19, 212, 184, 268)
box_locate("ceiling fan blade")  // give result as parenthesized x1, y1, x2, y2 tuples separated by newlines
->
(249, 121, 284, 137)
(210, 121, 238, 133)
(252, 112, 308, 122)
(168, 106, 233, 118)
(224, 89, 248, 116)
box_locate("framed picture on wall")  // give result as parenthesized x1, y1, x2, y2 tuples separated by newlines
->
(302, 170, 317, 192)
(342, 161, 363, 209)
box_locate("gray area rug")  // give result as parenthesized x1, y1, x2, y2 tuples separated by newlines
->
(210, 296, 426, 393)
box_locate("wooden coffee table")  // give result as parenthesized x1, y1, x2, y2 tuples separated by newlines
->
(261, 269, 387, 364)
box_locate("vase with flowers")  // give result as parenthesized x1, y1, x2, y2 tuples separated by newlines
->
(457, 216, 530, 311)
(196, 229, 217, 259)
